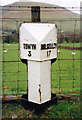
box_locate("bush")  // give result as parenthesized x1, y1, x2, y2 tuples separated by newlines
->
(3, 34, 18, 44)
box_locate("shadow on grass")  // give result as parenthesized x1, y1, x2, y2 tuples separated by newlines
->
(21, 93, 57, 115)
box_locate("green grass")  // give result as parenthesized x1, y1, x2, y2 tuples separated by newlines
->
(58, 43, 81, 47)
(2, 43, 80, 95)
(2, 99, 81, 119)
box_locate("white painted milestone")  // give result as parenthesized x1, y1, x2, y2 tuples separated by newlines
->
(20, 23, 57, 61)
(20, 23, 57, 104)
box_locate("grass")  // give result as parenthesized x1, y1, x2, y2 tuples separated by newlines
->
(2, 43, 80, 95)
(58, 43, 81, 47)
(2, 43, 81, 119)
(2, 99, 81, 119)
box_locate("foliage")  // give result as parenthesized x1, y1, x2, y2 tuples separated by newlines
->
(2, 43, 80, 95)
(2, 100, 81, 119)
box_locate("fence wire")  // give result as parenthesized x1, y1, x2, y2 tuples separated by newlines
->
(0, 5, 81, 100)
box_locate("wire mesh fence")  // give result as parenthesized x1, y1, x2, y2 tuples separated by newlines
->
(0, 5, 81, 100)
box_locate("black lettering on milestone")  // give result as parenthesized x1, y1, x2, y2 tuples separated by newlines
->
(28, 51, 31, 57)
(26, 44, 28, 49)
(41, 44, 46, 50)
(32, 44, 36, 50)
(47, 44, 50, 49)
(27, 44, 31, 49)
(54, 43, 57, 47)
(41, 43, 57, 50)
(23, 44, 26, 49)
(23, 43, 36, 50)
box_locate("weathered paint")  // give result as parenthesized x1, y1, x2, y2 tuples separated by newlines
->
(39, 84, 41, 103)
(20, 56, 24, 59)
(24, 39, 28, 41)
(28, 60, 51, 104)
(20, 23, 57, 61)
(19, 23, 57, 104)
